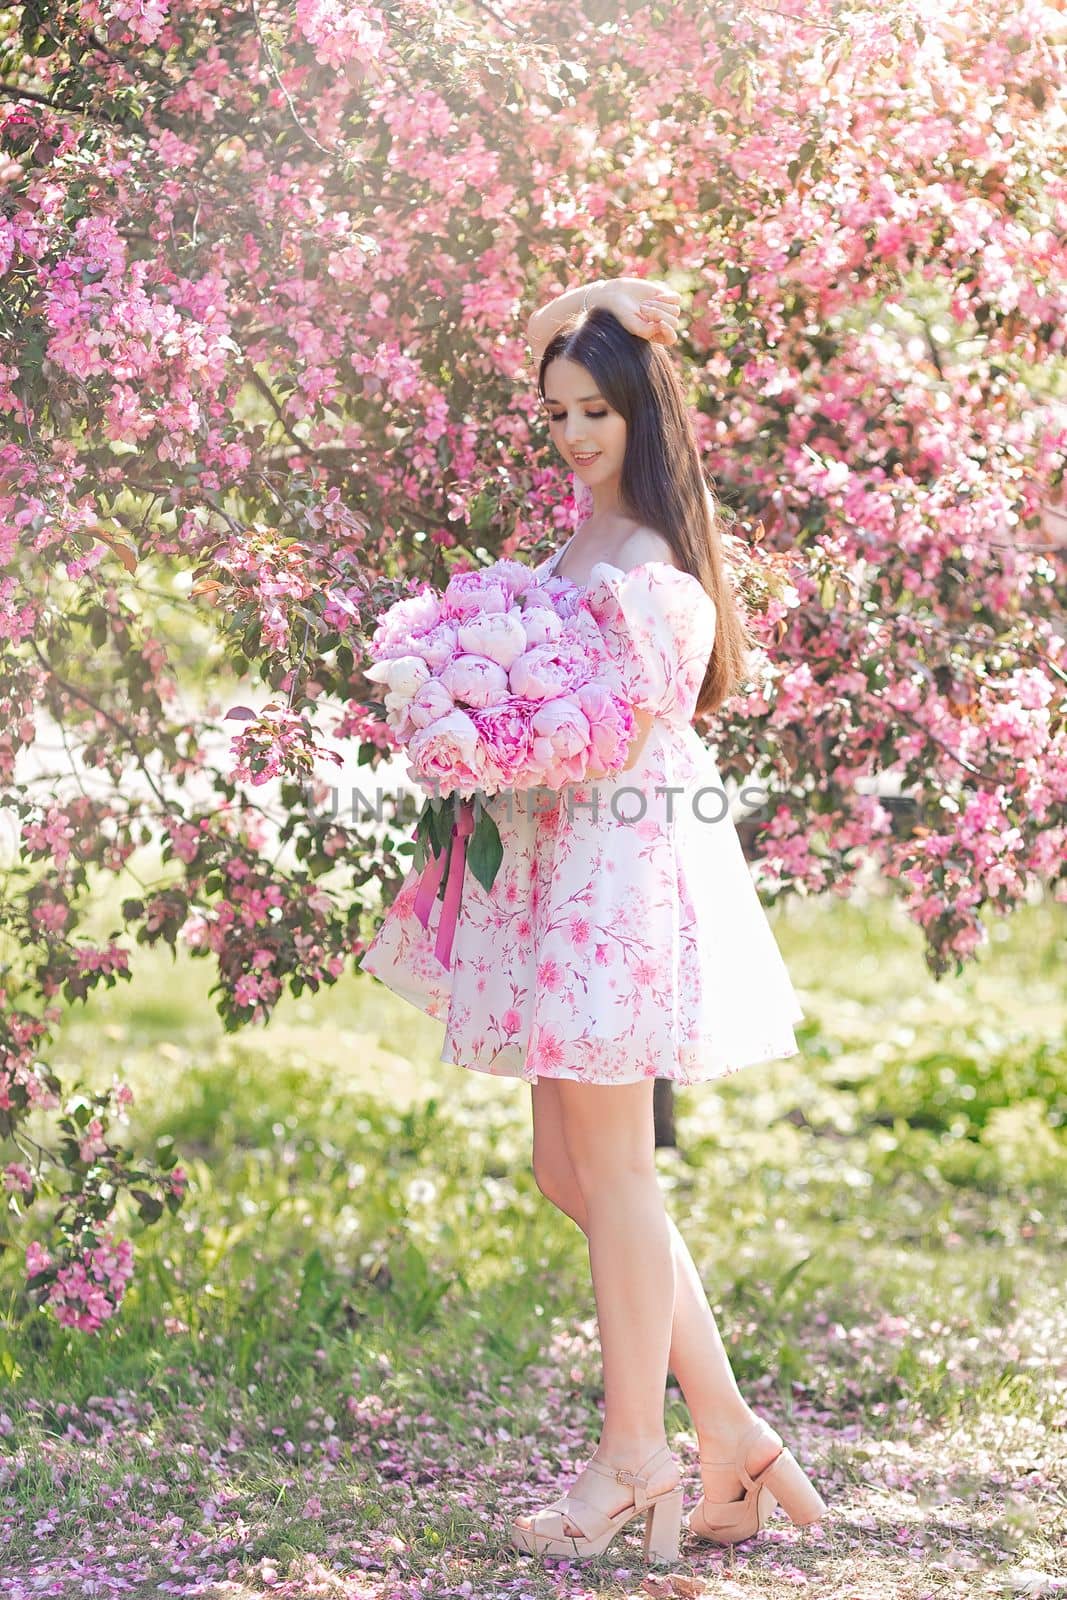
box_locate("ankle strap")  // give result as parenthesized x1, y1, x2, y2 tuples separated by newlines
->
(585, 1441, 675, 1492)
(698, 1419, 774, 1475)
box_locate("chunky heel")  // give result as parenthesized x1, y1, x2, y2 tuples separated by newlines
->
(762, 1447, 827, 1525)
(510, 1442, 683, 1562)
(643, 1485, 683, 1562)
(687, 1417, 828, 1547)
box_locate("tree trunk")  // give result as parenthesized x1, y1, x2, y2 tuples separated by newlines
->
(653, 1078, 676, 1147)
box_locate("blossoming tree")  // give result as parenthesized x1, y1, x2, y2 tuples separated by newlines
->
(1, 0, 1065, 1328)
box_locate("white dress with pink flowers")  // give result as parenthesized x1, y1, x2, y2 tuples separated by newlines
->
(356, 531, 805, 1088)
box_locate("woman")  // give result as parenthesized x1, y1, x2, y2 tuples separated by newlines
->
(358, 276, 827, 1562)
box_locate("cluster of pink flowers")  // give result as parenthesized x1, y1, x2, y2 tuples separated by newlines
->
(364, 558, 636, 798)
(294, 0, 387, 69)
(26, 1231, 135, 1333)
(80, 0, 171, 47)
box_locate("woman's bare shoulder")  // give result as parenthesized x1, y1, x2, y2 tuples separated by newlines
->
(615, 525, 681, 571)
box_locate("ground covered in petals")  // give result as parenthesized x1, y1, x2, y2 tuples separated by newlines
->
(2, 887, 1065, 1598)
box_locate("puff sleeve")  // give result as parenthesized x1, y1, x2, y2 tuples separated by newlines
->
(583, 561, 717, 724)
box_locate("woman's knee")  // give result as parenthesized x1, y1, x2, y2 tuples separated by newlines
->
(531, 1077, 587, 1221)
(531, 1152, 586, 1222)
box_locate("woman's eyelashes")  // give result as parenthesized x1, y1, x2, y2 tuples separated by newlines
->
(547, 409, 608, 423)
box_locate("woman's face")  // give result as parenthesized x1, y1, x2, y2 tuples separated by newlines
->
(541, 356, 627, 484)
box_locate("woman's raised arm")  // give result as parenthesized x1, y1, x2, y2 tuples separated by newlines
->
(526, 276, 683, 366)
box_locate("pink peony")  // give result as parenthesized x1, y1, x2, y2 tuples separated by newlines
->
(576, 681, 635, 768)
(519, 605, 563, 650)
(469, 700, 537, 786)
(441, 568, 515, 621)
(363, 555, 642, 817)
(406, 677, 457, 729)
(407, 619, 460, 669)
(529, 698, 593, 786)
(439, 652, 510, 707)
(407, 709, 488, 795)
(363, 653, 430, 700)
(370, 589, 442, 657)
(508, 637, 587, 701)
(456, 608, 529, 669)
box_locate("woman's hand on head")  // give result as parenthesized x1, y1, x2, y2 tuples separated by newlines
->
(527, 275, 683, 365)
(597, 277, 684, 346)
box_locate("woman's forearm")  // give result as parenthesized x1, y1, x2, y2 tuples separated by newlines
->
(527, 279, 610, 362)
(526, 274, 681, 362)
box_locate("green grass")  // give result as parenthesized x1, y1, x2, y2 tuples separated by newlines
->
(1, 861, 1064, 1597)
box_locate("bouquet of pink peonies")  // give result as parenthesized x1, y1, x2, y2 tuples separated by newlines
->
(362, 557, 636, 964)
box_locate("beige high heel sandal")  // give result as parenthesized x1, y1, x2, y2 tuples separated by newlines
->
(686, 1418, 827, 1546)
(510, 1441, 685, 1562)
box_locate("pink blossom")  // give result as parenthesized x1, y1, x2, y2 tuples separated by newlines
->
(79, 1118, 108, 1162)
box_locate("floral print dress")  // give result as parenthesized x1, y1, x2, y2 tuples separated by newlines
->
(357, 535, 805, 1086)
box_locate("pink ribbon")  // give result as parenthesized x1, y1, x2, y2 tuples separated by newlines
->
(411, 797, 477, 970)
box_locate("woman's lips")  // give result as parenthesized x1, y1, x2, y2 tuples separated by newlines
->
(573, 452, 600, 464)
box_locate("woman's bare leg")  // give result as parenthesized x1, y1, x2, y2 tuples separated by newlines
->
(517, 1076, 680, 1536)
(527, 1076, 782, 1522)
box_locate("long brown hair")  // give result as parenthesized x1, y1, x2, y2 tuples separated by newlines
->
(537, 306, 753, 718)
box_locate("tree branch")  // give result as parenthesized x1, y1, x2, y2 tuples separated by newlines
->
(0, 80, 139, 129)
(248, 0, 340, 158)
(29, 640, 181, 816)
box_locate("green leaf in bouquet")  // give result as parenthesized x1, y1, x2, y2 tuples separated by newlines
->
(435, 829, 455, 902)
(410, 797, 434, 872)
(466, 809, 503, 894)
(427, 798, 452, 858)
